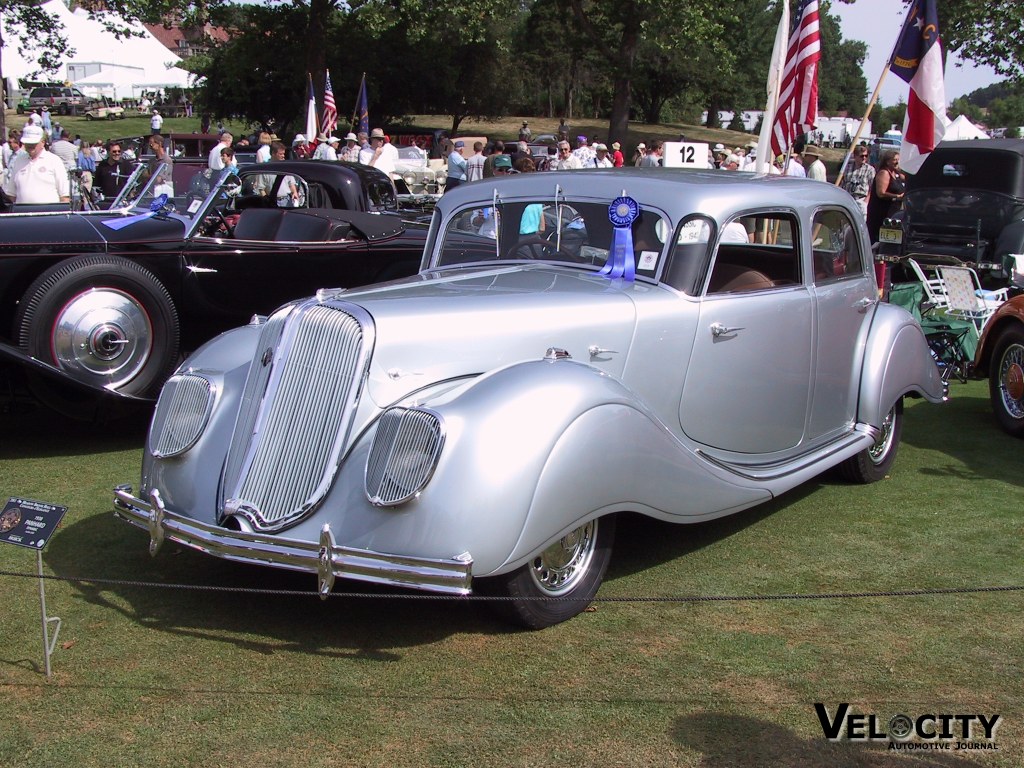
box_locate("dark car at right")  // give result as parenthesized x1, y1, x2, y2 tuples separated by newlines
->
(884, 139, 1024, 288)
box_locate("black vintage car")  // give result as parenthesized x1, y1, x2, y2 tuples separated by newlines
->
(0, 161, 427, 412)
(883, 139, 1024, 286)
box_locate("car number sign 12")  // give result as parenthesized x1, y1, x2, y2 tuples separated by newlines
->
(0, 498, 67, 550)
(663, 142, 710, 169)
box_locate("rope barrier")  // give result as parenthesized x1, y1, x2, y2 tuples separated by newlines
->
(1, 569, 1021, 603)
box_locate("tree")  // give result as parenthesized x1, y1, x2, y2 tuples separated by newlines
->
(0, 1, 71, 139)
(817, 2, 868, 114)
(936, 0, 1024, 82)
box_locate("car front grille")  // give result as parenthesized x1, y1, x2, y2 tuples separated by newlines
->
(221, 301, 371, 530)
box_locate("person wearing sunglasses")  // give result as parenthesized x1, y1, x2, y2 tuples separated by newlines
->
(841, 145, 875, 218)
(551, 141, 581, 170)
(93, 140, 135, 199)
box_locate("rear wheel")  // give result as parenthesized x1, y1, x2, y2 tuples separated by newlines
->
(837, 400, 903, 483)
(989, 325, 1024, 438)
(14, 256, 179, 398)
(482, 516, 615, 629)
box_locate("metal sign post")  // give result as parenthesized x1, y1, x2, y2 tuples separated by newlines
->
(0, 498, 68, 679)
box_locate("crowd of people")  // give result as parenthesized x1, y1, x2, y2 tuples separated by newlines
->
(0, 109, 904, 241)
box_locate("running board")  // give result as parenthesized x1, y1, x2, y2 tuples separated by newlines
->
(695, 424, 878, 482)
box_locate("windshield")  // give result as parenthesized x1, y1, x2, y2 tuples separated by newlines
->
(434, 198, 668, 280)
(107, 163, 151, 209)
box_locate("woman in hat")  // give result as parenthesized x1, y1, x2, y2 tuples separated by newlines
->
(632, 143, 646, 167)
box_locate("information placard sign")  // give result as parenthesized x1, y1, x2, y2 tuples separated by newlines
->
(0, 498, 67, 551)
(663, 141, 710, 169)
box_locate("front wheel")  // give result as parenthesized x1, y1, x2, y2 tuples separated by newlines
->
(988, 325, 1024, 438)
(481, 516, 615, 629)
(837, 400, 903, 483)
(14, 256, 180, 398)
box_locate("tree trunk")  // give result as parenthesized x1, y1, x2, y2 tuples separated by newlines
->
(706, 95, 721, 129)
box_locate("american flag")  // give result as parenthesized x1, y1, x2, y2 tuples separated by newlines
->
(770, 0, 821, 158)
(320, 69, 338, 138)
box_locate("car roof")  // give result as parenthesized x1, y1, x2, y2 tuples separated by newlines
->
(435, 168, 855, 222)
(911, 139, 1024, 198)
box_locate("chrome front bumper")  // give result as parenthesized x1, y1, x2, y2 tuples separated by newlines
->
(113, 485, 473, 595)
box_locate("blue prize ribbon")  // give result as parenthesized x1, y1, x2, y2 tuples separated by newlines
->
(101, 194, 170, 231)
(600, 196, 639, 280)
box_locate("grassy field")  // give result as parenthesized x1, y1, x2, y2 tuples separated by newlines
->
(0, 378, 1021, 767)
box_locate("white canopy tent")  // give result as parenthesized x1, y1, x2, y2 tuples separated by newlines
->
(943, 114, 989, 141)
(2, 1, 196, 97)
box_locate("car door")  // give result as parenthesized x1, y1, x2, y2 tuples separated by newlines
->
(679, 212, 814, 455)
(807, 207, 876, 441)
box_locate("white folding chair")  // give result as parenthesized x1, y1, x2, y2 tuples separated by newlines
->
(937, 265, 1008, 337)
(907, 258, 948, 313)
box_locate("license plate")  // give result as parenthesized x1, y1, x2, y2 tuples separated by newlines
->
(879, 227, 902, 244)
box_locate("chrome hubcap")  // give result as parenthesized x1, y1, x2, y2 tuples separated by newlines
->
(51, 288, 153, 388)
(528, 520, 597, 596)
(868, 405, 897, 464)
(998, 343, 1024, 420)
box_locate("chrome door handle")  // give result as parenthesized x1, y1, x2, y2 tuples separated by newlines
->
(710, 322, 744, 337)
(854, 296, 877, 310)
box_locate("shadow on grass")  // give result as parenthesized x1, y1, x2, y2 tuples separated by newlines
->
(35, 480, 825, 654)
(902, 383, 1024, 489)
(0, 398, 150, 460)
(672, 714, 988, 767)
(606, 482, 821, 584)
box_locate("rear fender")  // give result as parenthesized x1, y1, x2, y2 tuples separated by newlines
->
(859, 302, 946, 427)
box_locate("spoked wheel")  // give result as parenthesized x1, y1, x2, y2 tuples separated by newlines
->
(837, 400, 903, 483)
(481, 516, 616, 629)
(14, 256, 179, 405)
(989, 325, 1024, 438)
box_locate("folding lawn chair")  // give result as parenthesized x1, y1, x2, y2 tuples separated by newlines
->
(937, 265, 1008, 338)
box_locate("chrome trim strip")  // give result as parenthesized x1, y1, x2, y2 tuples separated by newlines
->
(113, 486, 473, 595)
(695, 427, 876, 482)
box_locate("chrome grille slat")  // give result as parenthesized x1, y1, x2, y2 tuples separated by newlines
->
(365, 408, 444, 506)
(150, 374, 215, 457)
(222, 302, 369, 529)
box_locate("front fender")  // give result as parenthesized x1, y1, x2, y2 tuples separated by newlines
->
(418, 358, 767, 575)
(859, 302, 946, 427)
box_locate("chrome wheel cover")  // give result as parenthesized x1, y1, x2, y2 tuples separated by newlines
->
(997, 342, 1024, 421)
(528, 520, 598, 596)
(51, 288, 153, 388)
(868, 405, 897, 465)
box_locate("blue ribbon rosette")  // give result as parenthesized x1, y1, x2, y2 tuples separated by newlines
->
(599, 196, 638, 281)
(101, 194, 169, 231)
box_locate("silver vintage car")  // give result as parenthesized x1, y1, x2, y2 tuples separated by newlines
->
(114, 169, 946, 628)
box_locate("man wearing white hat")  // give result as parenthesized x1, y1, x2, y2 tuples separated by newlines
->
(340, 132, 360, 163)
(292, 134, 312, 159)
(2, 124, 70, 205)
(313, 134, 340, 161)
(364, 128, 398, 177)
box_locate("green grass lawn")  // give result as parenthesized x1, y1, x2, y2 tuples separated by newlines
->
(1, 379, 1021, 767)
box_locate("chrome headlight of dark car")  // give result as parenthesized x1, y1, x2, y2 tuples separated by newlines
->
(365, 407, 445, 506)
(149, 373, 216, 458)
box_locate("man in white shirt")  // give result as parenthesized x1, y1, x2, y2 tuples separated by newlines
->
(313, 134, 340, 161)
(364, 128, 398, 177)
(50, 129, 78, 171)
(803, 146, 827, 181)
(150, 109, 164, 135)
(208, 132, 233, 170)
(2, 124, 70, 204)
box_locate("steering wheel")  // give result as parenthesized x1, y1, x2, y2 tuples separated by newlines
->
(503, 235, 577, 262)
(204, 208, 235, 237)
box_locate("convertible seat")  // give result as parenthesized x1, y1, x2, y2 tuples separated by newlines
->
(708, 264, 776, 293)
(233, 208, 285, 240)
(275, 211, 334, 242)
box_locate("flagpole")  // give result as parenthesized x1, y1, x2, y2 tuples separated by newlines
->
(756, 0, 790, 175)
(351, 73, 366, 131)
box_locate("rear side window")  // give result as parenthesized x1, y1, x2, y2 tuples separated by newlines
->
(705, 213, 801, 294)
(811, 209, 864, 283)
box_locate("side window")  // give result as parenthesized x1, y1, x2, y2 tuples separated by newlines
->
(706, 213, 801, 294)
(811, 208, 863, 283)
